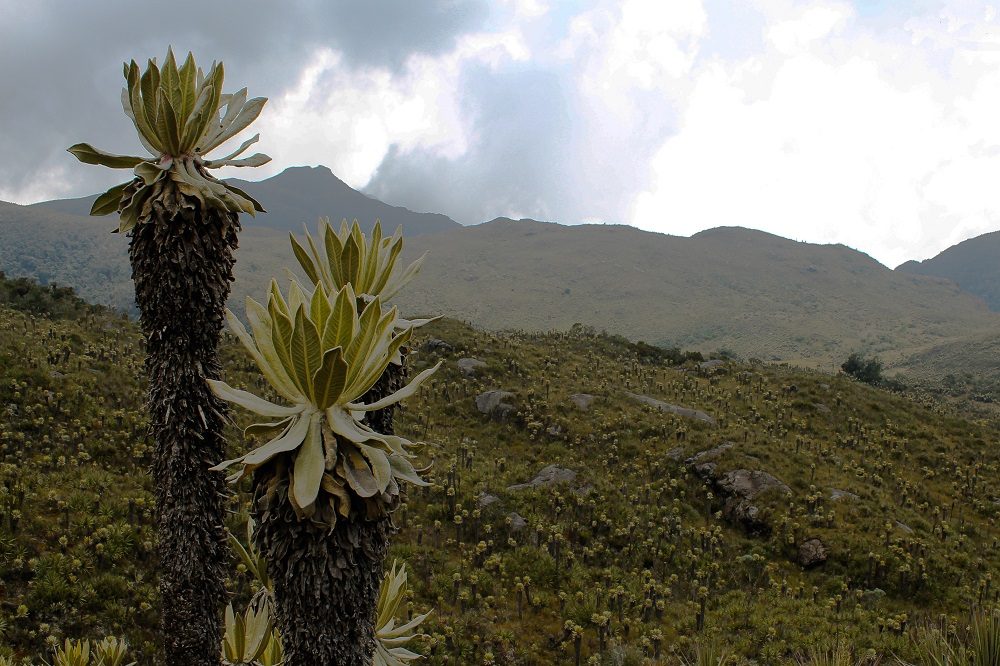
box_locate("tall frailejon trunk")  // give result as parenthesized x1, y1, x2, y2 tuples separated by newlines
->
(130, 195, 237, 666)
(254, 364, 404, 666)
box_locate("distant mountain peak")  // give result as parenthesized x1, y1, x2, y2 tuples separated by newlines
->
(896, 229, 1000, 310)
(30, 165, 461, 238)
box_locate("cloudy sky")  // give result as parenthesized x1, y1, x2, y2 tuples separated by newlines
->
(1, 0, 999, 268)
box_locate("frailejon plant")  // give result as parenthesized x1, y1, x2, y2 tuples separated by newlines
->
(226, 521, 429, 666)
(210, 278, 438, 664)
(68, 49, 267, 233)
(68, 49, 269, 664)
(374, 561, 432, 666)
(903, 610, 1000, 666)
(289, 218, 425, 305)
(49, 637, 135, 666)
(220, 603, 281, 666)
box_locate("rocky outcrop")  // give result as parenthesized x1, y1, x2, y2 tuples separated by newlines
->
(475, 390, 516, 422)
(508, 513, 527, 532)
(717, 469, 791, 500)
(570, 393, 595, 411)
(625, 391, 715, 425)
(685, 442, 734, 465)
(798, 538, 828, 568)
(713, 469, 791, 535)
(422, 338, 453, 353)
(829, 488, 859, 502)
(507, 465, 577, 491)
(458, 357, 487, 376)
(477, 493, 500, 509)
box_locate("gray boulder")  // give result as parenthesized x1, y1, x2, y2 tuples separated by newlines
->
(508, 513, 527, 532)
(570, 393, 595, 411)
(625, 391, 715, 425)
(829, 488, 859, 502)
(477, 493, 501, 509)
(458, 357, 487, 376)
(508, 465, 577, 491)
(717, 469, 791, 500)
(798, 538, 828, 567)
(422, 338, 453, 353)
(475, 390, 516, 422)
(714, 469, 791, 535)
(685, 442, 734, 465)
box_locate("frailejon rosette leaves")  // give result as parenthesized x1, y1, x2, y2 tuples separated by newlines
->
(209, 279, 439, 521)
(288, 218, 439, 365)
(290, 218, 431, 305)
(374, 561, 431, 666)
(68, 48, 270, 232)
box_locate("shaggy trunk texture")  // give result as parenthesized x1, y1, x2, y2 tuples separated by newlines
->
(129, 195, 237, 665)
(254, 364, 404, 666)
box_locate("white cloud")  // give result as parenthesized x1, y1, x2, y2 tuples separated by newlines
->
(767, 3, 853, 54)
(500, 0, 548, 20)
(228, 30, 531, 189)
(631, 0, 1000, 267)
(561, 0, 707, 103)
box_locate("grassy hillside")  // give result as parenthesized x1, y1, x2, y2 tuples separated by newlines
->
(393, 220, 1000, 366)
(892, 330, 1000, 414)
(6, 200, 997, 372)
(2, 276, 998, 664)
(897, 230, 1000, 311)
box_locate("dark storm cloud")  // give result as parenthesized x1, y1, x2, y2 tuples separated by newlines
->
(0, 0, 489, 200)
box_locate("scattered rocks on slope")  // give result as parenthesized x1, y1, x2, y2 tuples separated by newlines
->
(666, 447, 685, 461)
(693, 462, 718, 478)
(813, 402, 831, 414)
(829, 488, 859, 502)
(475, 390, 516, 422)
(508, 513, 527, 532)
(714, 469, 791, 535)
(458, 357, 487, 376)
(717, 469, 791, 500)
(798, 538, 828, 568)
(625, 391, 716, 425)
(478, 493, 501, 509)
(685, 442, 734, 465)
(422, 338, 453, 353)
(570, 393, 595, 411)
(895, 521, 914, 534)
(507, 465, 577, 491)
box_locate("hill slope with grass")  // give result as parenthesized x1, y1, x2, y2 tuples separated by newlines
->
(897, 230, 1000, 311)
(2, 276, 998, 664)
(393, 219, 999, 367)
(5, 190, 997, 377)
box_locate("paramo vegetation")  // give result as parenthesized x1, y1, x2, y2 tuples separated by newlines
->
(1, 273, 999, 664)
(1, 48, 998, 666)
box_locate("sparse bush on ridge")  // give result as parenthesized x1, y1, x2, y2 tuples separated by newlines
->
(842, 352, 884, 386)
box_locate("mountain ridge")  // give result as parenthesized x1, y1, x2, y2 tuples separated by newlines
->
(896, 229, 1000, 311)
(30, 164, 461, 237)
(3, 167, 999, 379)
